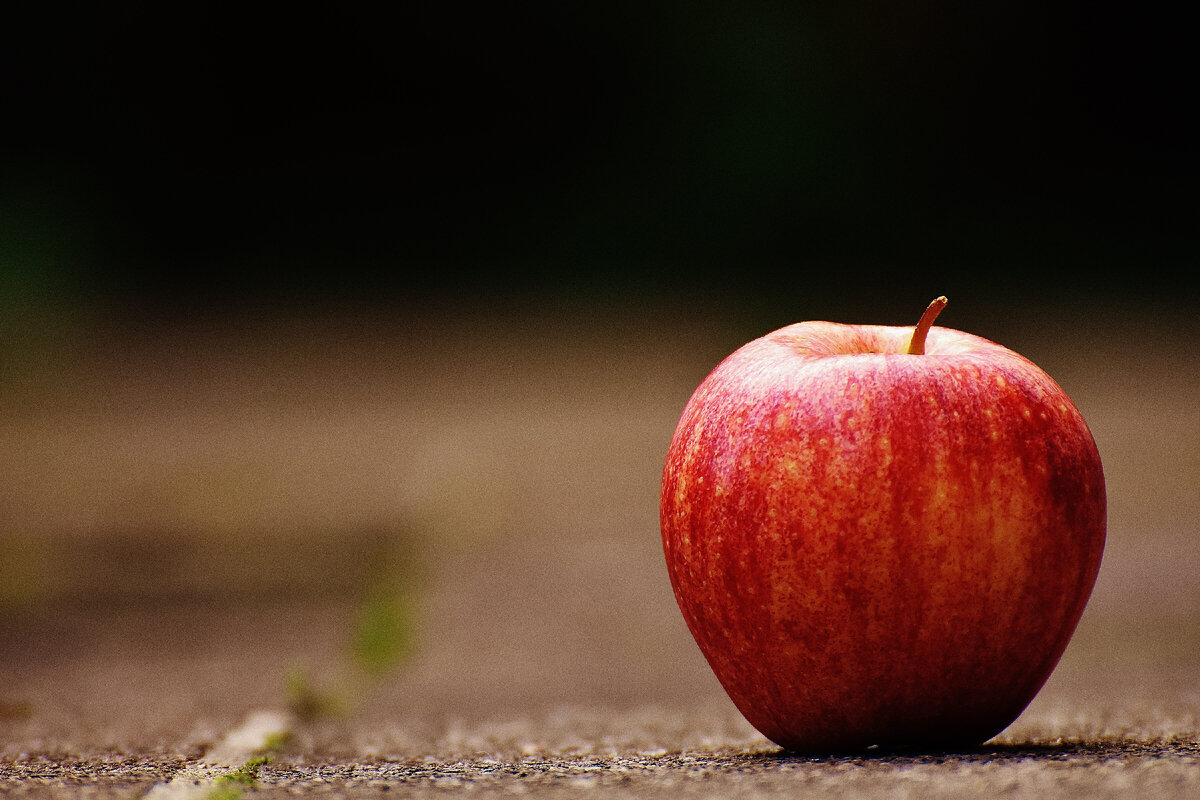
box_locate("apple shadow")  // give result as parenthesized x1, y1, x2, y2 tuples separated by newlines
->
(748, 737, 1194, 766)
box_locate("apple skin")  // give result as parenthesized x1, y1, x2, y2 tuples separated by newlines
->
(661, 319, 1106, 753)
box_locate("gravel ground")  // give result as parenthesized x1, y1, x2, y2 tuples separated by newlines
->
(2, 299, 1198, 797)
(3, 723, 1199, 799)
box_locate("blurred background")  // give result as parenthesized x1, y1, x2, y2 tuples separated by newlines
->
(2, 2, 1195, 315)
(1, 2, 1197, 755)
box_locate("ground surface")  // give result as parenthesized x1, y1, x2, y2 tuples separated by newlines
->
(1, 298, 1198, 797)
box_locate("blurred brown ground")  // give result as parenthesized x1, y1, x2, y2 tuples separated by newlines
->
(1, 297, 1198, 796)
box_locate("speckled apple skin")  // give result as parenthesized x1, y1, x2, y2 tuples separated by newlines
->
(661, 322, 1106, 753)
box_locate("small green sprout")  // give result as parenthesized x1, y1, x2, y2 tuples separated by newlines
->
(206, 754, 269, 800)
(351, 584, 417, 676)
(283, 534, 422, 720)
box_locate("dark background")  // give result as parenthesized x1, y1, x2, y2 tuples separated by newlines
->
(1, 2, 1195, 319)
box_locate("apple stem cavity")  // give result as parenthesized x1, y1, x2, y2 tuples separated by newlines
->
(906, 296, 949, 355)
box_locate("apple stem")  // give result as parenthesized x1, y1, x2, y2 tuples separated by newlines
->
(907, 296, 948, 355)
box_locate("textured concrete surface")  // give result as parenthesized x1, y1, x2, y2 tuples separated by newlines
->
(2, 299, 1198, 796)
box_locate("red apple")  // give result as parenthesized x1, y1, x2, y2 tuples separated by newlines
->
(661, 298, 1105, 753)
